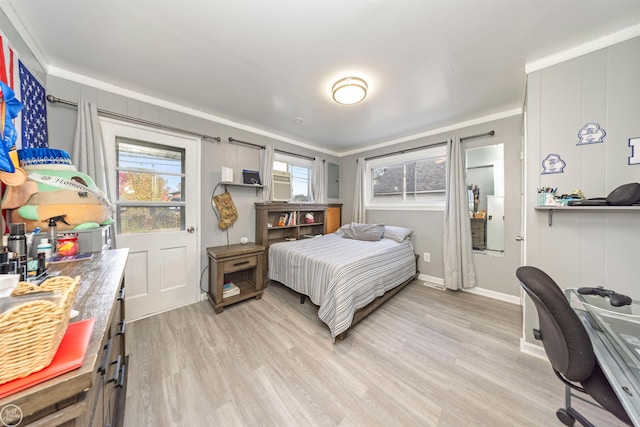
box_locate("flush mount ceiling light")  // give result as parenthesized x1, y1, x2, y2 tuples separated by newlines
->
(332, 77, 368, 105)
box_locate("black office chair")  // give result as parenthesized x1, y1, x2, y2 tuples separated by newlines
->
(516, 266, 632, 427)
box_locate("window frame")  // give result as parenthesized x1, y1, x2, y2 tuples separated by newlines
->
(365, 145, 447, 210)
(115, 137, 187, 234)
(273, 152, 313, 202)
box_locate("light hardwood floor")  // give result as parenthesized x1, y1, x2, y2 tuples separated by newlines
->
(124, 280, 627, 427)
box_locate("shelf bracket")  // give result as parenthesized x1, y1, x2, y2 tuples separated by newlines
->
(547, 209, 554, 226)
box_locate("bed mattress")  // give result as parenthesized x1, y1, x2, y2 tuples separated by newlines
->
(268, 233, 416, 339)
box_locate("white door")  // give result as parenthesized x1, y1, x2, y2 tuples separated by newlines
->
(101, 118, 200, 320)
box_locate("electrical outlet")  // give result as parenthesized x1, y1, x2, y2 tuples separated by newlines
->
(424, 252, 431, 262)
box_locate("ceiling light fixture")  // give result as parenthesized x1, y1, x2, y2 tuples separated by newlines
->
(332, 77, 368, 105)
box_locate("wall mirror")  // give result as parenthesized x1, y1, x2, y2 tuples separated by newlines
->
(466, 144, 504, 253)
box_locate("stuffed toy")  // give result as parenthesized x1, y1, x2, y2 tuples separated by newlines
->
(1, 148, 113, 232)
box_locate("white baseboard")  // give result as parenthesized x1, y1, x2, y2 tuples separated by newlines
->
(520, 338, 549, 362)
(419, 274, 520, 305)
(419, 274, 444, 288)
(463, 286, 521, 305)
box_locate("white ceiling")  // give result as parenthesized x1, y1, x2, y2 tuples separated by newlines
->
(4, 1, 640, 154)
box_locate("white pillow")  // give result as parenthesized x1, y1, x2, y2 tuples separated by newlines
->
(334, 223, 351, 235)
(383, 225, 412, 242)
(342, 222, 385, 241)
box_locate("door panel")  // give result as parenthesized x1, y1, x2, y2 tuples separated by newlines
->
(101, 118, 200, 320)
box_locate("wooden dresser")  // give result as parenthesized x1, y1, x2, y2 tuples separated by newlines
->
(0, 248, 129, 426)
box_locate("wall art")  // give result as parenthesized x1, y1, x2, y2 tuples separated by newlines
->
(629, 137, 640, 165)
(541, 153, 566, 174)
(577, 122, 606, 145)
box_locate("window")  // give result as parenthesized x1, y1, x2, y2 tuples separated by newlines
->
(273, 153, 312, 202)
(366, 145, 447, 209)
(116, 137, 186, 233)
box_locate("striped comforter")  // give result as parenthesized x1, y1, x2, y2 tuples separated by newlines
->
(268, 233, 416, 339)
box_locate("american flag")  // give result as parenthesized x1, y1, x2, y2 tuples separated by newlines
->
(18, 61, 48, 148)
(0, 33, 18, 93)
(0, 30, 49, 149)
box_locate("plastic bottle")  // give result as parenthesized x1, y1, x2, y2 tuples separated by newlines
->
(48, 218, 58, 256)
(37, 238, 53, 261)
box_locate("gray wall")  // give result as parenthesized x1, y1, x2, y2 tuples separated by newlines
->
(524, 36, 640, 344)
(340, 114, 523, 297)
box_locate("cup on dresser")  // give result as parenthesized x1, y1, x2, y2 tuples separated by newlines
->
(240, 237, 249, 245)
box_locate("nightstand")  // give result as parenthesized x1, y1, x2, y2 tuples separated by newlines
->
(206, 243, 265, 313)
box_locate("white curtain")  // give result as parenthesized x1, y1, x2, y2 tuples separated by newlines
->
(352, 157, 366, 223)
(311, 157, 326, 203)
(260, 144, 274, 202)
(443, 137, 476, 290)
(71, 99, 109, 196)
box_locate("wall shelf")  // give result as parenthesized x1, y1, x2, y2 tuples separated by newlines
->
(535, 205, 640, 226)
(220, 181, 263, 195)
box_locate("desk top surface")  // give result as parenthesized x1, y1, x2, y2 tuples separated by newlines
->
(567, 289, 640, 425)
(569, 289, 640, 372)
(0, 248, 129, 417)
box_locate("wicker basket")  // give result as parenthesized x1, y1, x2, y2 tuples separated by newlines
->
(0, 275, 80, 385)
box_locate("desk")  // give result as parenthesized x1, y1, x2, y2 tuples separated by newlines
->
(567, 290, 640, 425)
(0, 248, 129, 426)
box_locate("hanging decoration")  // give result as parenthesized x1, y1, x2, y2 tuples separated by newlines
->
(577, 122, 606, 145)
(541, 153, 566, 174)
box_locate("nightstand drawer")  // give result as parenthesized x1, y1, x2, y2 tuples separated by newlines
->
(223, 255, 257, 272)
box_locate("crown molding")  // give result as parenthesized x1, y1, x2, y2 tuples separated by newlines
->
(339, 108, 522, 158)
(47, 65, 342, 157)
(525, 24, 640, 74)
(0, 0, 49, 72)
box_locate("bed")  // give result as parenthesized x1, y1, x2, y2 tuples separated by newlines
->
(268, 224, 418, 341)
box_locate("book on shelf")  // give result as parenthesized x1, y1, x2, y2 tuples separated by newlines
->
(278, 213, 288, 226)
(223, 281, 240, 297)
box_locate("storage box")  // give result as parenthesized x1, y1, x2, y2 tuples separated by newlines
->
(29, 225, 111, 258)
(75, 225, 112, 253)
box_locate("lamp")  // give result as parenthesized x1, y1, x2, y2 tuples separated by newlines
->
(332, 77, 368, 105)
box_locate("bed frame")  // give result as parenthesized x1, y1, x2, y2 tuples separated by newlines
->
(296, 254, 420, 341)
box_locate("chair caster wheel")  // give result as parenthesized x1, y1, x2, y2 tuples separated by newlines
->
(556, 408, 575, 426)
